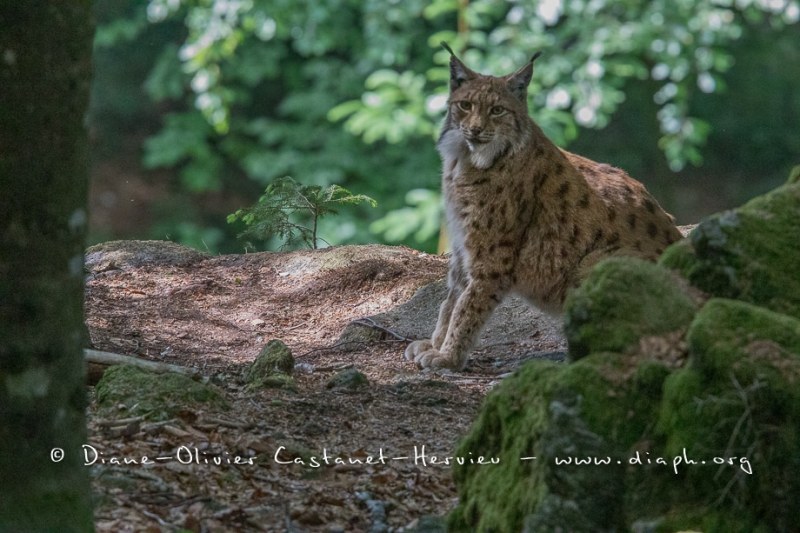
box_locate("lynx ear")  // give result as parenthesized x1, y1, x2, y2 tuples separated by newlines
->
(506, 51, 542, 101)
(441, 41, 477, 92)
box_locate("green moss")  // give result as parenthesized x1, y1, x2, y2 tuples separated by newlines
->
(660, 181, 800, 319)
(450, 297, 800, 532)
(95, 365, 228, 420)
(248, 339, 294, 376)
(449, 361, 559, 532)
(449, 354, 672, 532)
(658, 238, 697, 275)
(258, 374, 297, 391)
(657, 299, 800, 532)
(245, 339, 296, 390)
(654, 508, 768, 533)
(687, 298, 800, 378)
(788, 164, 800, 184)
(564, 257, 699, 359)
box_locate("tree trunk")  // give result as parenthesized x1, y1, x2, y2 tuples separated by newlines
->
(0, 2, 94, 531)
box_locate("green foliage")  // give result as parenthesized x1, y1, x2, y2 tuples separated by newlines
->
(228, 176, 376, 249)
(333, 0, 798, 172)
(369, 188, 441, 244)
(90, 0, 800, 252)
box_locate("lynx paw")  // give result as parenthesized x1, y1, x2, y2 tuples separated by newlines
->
(404, 340, 460, 370)
(404, 340, 433, 362)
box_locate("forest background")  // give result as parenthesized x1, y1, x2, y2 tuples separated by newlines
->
(89, 0, 800, 253)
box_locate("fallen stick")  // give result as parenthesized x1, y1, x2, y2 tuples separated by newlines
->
(84, 348, 200, 384)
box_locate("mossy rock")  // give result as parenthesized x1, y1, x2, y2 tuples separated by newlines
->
(450, 298, 800, 532)
(564, 257, 700, 359)
(656, 298, 800, 532)
(246, 340, 296, 391)
(325, 368, 369, 391)
(660, 177, 800, 320)
(686, 297, 800, 379)
(85, 240, 207, 272)
(95, 365, 227, 420)
(449, 354, 672, 532)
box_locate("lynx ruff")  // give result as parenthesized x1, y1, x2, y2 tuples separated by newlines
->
(404, 43, 682, 370)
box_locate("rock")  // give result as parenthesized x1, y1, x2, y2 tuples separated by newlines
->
(685, 297, 800, 377)
(335, 322, 385, 351)
(246, 340, 296, 391)
(660, 176, 800, 320)
(564, 257, 701, 360)
(657, 298, 800, 532)
(449, 355, 666, 532)
(85, 240, 208, 273)
(95, 365, 227, 420)
(248, 339, 294, 376)
(326, 368, 369, 391)
(450, 298, 800, 531)
(348, 278, 566, 364)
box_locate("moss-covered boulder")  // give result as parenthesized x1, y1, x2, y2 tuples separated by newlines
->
(660, 177, 800, 319)
(95, 365, 227, 420)
(246, 339, 296, 391)
(449, 355, 673, 532)
(450, 299, 800, 531)
(655, 298, 800, 532)
(564, 257, 701, 359)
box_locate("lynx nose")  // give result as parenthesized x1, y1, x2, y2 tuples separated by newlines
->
(469, 127, 483, 137)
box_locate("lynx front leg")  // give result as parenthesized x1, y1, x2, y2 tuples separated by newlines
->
(404, 255, 466, 362)
(404, 284, 461, 363)
(411, 280, 503, 370)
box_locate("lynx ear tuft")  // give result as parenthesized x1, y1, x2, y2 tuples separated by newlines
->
(441, 41, 456, 57)
(441, 41, 477, 92)
(506, 51, 542, 102)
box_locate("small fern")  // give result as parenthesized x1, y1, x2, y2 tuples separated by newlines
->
(227, 176, 376, 249)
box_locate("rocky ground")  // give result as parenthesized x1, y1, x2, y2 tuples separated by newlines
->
(83, 240, 566, 532)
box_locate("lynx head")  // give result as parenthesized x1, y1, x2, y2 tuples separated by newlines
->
(439, 42, 542, 170)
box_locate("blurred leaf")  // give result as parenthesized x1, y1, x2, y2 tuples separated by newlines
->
(143, 112, 212, 168)
(371, 188, 441, 244)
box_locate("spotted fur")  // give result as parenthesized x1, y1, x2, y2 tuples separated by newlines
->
(405, 45, 682, 370)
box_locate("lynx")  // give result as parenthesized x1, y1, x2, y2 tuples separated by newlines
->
(404, 44, 682, 370)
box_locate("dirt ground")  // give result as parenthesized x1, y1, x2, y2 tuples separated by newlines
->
(83, 240, 566, 532)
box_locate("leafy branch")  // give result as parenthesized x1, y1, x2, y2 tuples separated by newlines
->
(227, 176, 376, 250)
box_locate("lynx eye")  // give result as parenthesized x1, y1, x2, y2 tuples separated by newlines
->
(490, 105, 506, 117)
(456, 101, 473, 112)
